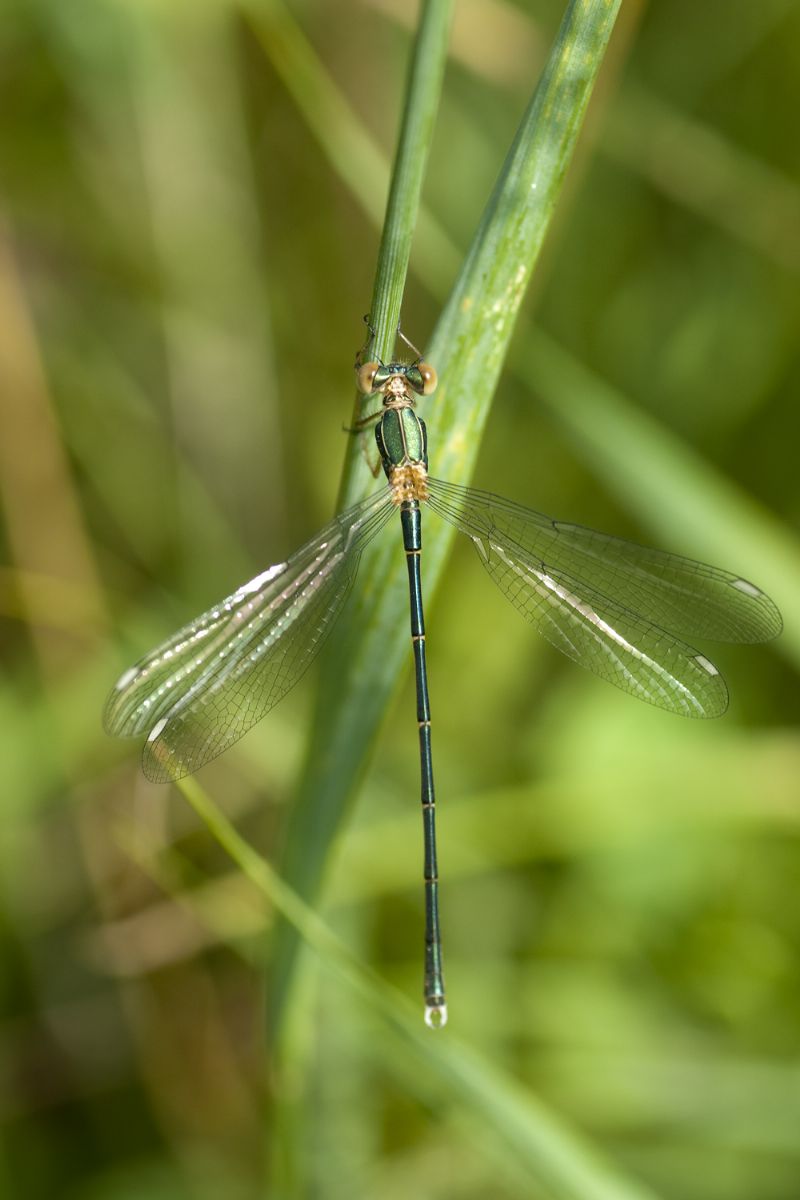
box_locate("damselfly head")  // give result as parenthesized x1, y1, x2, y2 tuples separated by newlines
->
(355, 360, 438, 398)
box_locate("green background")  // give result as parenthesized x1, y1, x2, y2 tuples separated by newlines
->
(1, 1, 798, 1197)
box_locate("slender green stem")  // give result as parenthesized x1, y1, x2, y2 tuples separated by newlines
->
(348, 0, 455, 384)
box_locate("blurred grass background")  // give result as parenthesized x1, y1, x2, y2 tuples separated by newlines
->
(1, 1, 799, 1198)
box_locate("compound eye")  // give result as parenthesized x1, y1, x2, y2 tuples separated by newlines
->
(356, 361, 380, 395)
(418, 362, 438, 396)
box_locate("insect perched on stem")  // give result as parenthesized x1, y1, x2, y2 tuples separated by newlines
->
(105, 326, 781, 1028)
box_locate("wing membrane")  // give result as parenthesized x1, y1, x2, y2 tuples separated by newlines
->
(427, 478, 781, 644)
(104, 489, 394, 780)
(427, 478, 744, 717)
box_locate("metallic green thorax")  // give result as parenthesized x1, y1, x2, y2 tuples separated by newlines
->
(376, 407, 428, 476)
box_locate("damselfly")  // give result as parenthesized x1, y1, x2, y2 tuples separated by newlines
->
(104, 338, 782, 1028)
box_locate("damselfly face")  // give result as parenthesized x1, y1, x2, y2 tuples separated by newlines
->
(356, 359, 438, 400)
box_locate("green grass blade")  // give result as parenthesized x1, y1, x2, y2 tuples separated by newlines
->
(343, 0, 455, 418)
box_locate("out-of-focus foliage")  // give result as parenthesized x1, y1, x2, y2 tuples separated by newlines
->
(0, 1, 798, 1199)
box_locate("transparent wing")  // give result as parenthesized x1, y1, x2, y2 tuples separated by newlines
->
(426, 478, 777, 717)
(104, 489, 395, 781)
(427, 478, 781, 643)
